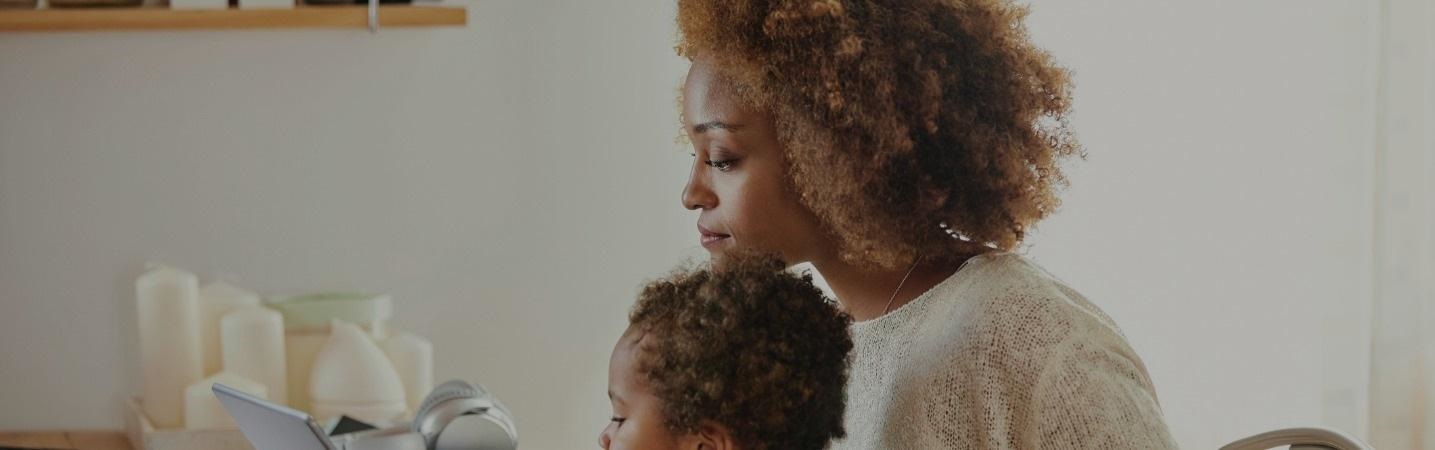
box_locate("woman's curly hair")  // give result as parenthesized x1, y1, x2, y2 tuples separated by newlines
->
(628, 253, 853, 450)
(677, 0, 1082, 269)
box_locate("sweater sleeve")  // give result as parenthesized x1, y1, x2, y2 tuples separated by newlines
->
(1027, 332, 1178, 449)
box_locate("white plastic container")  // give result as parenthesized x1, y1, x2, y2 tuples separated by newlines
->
(381, 332, 433, 415)
(271, 293, 391, 413)
(199, 281, 261, 376)
(309, 319, 406, 426)
(183, 372, 267, 430)
(220, 306, 288, 406)
(136, 264, 204, 429)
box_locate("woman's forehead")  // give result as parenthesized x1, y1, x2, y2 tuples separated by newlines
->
(683, 64, 742, 120)
(684, 68, 774, 137)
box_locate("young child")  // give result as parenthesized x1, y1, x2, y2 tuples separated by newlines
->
(599, 254, 853, 450)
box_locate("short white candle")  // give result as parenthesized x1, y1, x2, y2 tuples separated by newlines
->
(199, 281, 261, 376)
(184, 372, 267, 429)
(221, 306, 288, 406)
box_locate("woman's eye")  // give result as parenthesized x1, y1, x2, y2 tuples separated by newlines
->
(705, 159, 737, 172)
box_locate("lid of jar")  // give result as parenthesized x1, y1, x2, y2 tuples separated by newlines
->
(269, 292, 393, 329)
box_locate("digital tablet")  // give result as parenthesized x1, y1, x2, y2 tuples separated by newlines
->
(213, 382, 336, 450)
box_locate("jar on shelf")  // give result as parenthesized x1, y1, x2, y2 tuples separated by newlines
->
(269, 292, 392, 414)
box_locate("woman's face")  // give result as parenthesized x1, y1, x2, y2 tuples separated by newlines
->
(680, 60, 828, 266)
(599, 331, 700, 450)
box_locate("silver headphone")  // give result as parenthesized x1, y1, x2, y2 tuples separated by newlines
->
(335, 380, 518, 450)
(413, 380, 518, 450)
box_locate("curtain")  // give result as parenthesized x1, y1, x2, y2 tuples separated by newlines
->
(1369, 0, 1435, 447)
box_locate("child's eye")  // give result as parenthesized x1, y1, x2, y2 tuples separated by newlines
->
(610, 417, 627, 426)
(704, 159, 737, 172)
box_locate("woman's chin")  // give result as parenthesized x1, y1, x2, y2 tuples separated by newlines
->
(703, 244, 728, 259)
(704, 242, 741, 263)
(705, 242, 783, 262)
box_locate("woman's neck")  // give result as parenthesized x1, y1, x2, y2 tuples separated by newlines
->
(812, 255, 967, 322)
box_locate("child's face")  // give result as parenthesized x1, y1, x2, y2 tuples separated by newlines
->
(599, 330, 689, 450)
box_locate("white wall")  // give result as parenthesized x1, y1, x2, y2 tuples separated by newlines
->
(1022, 1, 1377, 447)
(0, 2, 695, 448)
(0, 1, 1376, 449)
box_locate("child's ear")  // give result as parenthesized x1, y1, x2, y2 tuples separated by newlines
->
(688, 420, 737, 450)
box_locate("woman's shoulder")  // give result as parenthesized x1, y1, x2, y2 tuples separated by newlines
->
(950, 252, 1122, 335)
(890, 253, 1172, 446)
(909, 251, 1137, 372)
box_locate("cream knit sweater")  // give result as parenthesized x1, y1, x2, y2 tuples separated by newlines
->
(830, 252, 1177, 449)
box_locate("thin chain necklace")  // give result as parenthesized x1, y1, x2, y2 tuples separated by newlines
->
(880, 258, 921, 316)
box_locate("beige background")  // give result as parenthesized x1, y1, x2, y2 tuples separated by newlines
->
(0, 1, 1379, 448)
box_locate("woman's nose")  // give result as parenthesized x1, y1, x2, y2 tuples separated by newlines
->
(682, 160, 716, 211)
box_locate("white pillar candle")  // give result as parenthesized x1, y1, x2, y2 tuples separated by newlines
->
(221, 306, 288, 406)
(184, 372, 267, 429)
(199, 281, 261, 376)
(136, 264, 203, 429)
(381, 332, 433, 415)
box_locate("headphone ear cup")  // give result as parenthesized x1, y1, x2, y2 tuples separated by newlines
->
(434, 415, 518, 450)
(412, 380, 481, 433)
(412, 380, 512, 450)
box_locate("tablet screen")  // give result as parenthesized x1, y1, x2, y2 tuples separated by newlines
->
(213, 383, 336, 450)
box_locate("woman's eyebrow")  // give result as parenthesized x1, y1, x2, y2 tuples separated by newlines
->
(691, 121, 745, 134)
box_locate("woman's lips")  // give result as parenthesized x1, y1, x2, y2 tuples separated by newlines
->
(698, 224, 731, 248)
(700, 233, 730, 247)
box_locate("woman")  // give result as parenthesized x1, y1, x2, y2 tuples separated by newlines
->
(673, 0, 1178, 448)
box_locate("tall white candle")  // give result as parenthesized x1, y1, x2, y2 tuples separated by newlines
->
(136, 264, 203, 429)
(199, 281, 261, 376)
(221, 306, 288, 406)
(381, 332, 433, 415)
(184, 372, 267, 429)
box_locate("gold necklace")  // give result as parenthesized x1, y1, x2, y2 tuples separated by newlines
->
(880, 258, 921, 316)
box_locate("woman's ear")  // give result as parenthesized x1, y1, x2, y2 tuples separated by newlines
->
(683, 420, 737, 450)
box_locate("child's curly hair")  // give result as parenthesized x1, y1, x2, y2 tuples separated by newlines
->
(628, 254, 853, 450)
(677, 0, 1082, 269)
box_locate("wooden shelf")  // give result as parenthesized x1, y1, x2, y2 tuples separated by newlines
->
(0, 4, 465, 32)
(0, 430, 131, 450)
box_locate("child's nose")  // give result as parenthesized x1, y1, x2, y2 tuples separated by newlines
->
(598, 425, 613, 449)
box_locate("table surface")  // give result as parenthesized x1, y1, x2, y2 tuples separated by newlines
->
(0, 431, 130, 450)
